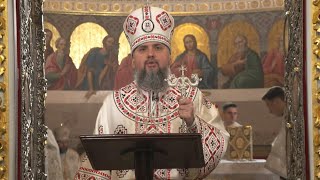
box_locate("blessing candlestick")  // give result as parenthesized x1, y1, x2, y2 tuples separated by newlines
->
(165, 65, 202, 97)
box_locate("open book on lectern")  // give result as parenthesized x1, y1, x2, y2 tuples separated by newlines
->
(80, 133, 205, 170)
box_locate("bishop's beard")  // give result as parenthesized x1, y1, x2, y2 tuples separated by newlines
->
(134, 67, 169, 93)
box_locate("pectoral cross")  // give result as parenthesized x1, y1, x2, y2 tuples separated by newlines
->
(165, 65, 202, 97)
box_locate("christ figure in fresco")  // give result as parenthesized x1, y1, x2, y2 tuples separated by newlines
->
(170, 34, 215, 89)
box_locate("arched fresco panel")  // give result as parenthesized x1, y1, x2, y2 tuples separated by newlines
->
(69, 22, 108, 69)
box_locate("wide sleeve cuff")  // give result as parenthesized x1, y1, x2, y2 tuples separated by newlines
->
(186, 117, 198, 133)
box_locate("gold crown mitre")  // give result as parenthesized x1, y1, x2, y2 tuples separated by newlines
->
(123, 6, 175, 52)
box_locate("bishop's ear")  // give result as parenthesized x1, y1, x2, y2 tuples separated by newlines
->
(131, 58, 135, 69)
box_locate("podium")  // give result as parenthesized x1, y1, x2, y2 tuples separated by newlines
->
(80, 133, 205, 180)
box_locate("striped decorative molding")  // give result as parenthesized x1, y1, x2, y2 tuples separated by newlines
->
(43, 0, 284, 15)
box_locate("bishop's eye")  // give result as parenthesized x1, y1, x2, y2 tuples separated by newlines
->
(136, 46, 147, 52)
(154, 44, 164, 51)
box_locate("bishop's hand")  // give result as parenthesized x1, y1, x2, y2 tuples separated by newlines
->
(177, 95, 195, 127)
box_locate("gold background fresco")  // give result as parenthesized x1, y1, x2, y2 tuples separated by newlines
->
(43, 0, 286, 69)
(45, 22, 212, 68)
(45, 19, 287, 70)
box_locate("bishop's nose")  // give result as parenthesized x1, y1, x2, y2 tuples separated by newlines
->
(147, 47, 155, 58)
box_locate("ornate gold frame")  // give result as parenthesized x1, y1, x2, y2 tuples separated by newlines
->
(313, 0, 320, 179)
(15, 0, 306, 179)
(0, 0, 8, 179)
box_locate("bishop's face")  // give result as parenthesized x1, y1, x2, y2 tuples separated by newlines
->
(132, 42, 170, 74)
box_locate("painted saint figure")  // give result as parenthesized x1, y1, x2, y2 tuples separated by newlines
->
(171, 34, 216, 89)
(220, 35, 264, 88)
(45, 37, 77, 90)
(76, 35, 118, 98)
(262, 36, 285, 87)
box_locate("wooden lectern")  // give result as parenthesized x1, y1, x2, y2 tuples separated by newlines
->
(80, 133, 205, 180)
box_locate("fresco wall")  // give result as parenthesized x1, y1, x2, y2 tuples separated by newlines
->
(44, 10, 285, 90)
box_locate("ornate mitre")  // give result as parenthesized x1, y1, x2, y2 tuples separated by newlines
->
(123, 5, 175, 52)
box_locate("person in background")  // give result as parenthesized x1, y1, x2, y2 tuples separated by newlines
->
(45, 128, 63, 180)
(262, 86, 287, 179)
(222, 102, 242, 128)
(54, 126, 80, 180)
(74, 5, 229, 179)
